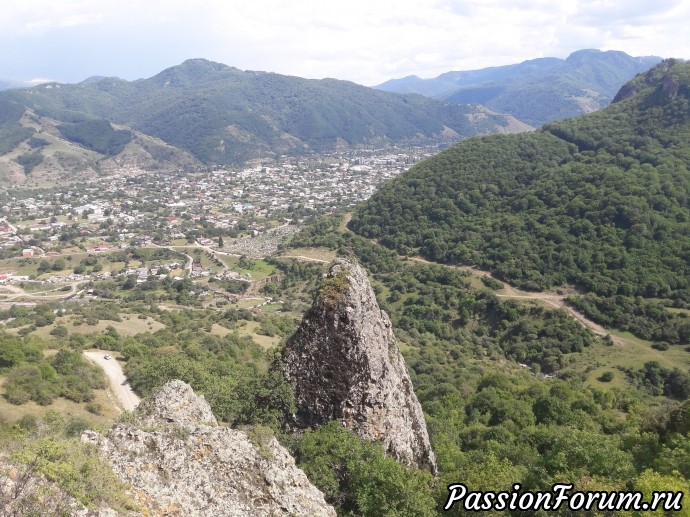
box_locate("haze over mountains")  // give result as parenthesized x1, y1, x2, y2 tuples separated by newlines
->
(375, 49, 662, 127)
(0, 59, 531, 181)
(1, 49, 665, 184)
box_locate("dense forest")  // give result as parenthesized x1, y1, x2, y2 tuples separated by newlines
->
(2, 216, 690, 514)
(278, 216, 690, 514)
(57, 119, 132, 156)
(0, 59, 516, 165)
(351, 60, 690, 304)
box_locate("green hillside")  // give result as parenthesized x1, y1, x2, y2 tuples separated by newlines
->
(351, 60, 690, 305)
(0, 59, 525, 165)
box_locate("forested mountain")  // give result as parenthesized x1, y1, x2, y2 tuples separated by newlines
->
(352, 60, 690, 305)
(0, 96, 202, 184)
(376, 49, 661, 126)
(0, 59, 528, 167)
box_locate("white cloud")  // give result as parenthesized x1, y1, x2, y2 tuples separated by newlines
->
(27, 77, 53, 84)
(0, 0, 688, 84)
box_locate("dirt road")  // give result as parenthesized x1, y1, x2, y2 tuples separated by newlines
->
(406, 256, 614, 339)
(83, 350, 140, 412)
(279, 255, 330, 263)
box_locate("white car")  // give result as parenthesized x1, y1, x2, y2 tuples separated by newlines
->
(104, 354, 112, 360)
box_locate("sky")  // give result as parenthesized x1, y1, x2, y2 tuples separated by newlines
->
(1, 0, 688, 86)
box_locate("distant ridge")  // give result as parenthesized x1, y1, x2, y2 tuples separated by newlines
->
(375, 49, 662, 126)
(354, 59, 690, 300)
(0, 58, 528, 170)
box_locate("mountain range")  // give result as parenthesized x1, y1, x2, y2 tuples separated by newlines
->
(0, 59, 529, 182)
(375, 49, 662, 126)
(353, 59, 690, 303)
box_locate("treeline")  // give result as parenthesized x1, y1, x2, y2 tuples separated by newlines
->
(626, 361, 690, 400)
(58, 119, 132, 156)
(567, 294, 690, 344)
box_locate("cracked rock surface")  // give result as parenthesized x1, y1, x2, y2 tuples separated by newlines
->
(283, 259, 438, 474)
(82, 380, 335, 517)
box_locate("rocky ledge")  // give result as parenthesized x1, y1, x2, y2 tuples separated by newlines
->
(282, 259, 438, 475)
(82, 380, 335, 517)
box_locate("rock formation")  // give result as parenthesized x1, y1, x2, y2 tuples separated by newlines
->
(81, 380, 335, 517)
(282, 259, 438, 475)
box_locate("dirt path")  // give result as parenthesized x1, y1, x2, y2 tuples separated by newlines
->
(339, 221, 625, 343)
(83, 350, 140, 412)
(401, 256, 615, 339)
(0, 280, 86, 300)
(279, 255, 330, 263)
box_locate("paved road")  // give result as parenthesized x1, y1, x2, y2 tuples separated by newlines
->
(83, 350, 140, 412)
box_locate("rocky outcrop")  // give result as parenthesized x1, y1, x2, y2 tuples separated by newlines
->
(81, 380, 335, 517)
(282, 259, 438, 475)
(0, 460, 119, 516)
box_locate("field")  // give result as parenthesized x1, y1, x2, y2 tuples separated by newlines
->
(565, 329, 690, 390)
(235, 320, 281, 349)
(0, 375, 119, 428)
(28, 313, 165, 341)
(279, 247, 336, 263)
(215, 256, 280, 280)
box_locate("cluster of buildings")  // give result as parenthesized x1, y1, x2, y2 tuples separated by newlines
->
(0, 146, 437, 266)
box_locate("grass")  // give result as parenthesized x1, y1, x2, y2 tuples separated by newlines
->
(215, 256, 279, 280)
(18, 282, 65, 293)
(280, 247, 336, 262)
(235, 320, 281, 349)
(565, 329, 690, 389)
(465, 275, 486, 291)
(210, 323, 233, 337)
(259, 302, 286, 314)
(29, 313, 165, 340)
(0, 375, 118, 427)
(0, 258, 39, 277)
(338, 212, 353, 233)
(233, 299, 265, 309)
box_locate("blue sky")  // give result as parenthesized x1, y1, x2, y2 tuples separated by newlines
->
(1, 0, 688, 86)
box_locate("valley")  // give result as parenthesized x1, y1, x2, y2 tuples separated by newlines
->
(1, 57, 690, 516)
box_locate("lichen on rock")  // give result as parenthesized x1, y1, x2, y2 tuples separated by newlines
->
(282, 259, 438, 475)
(81, 380, 335, 517)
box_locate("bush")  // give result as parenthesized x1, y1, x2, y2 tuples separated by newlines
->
(50, 325, 69, 338)
(599, 371, 614, 382)
(294, 422, 436, 516)
(4, 365, 61, 405)
(85, 403, 103, 415)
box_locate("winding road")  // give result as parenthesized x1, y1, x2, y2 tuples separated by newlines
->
(407, 256, 612, 339)
(338, 216, 621, 343)
(83, 350, 140, 412)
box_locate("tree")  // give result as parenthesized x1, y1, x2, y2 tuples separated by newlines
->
(50, 326, 68, 338)
(295, 422, 436, 516)
(632, 470, 690, 516)
(37, 260, 52, 274)
(0, 335, 25, 368)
